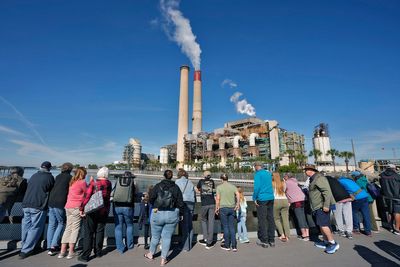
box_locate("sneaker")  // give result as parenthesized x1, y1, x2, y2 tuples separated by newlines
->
(256, 239, 268, 248)
(353, 229, 361, 235)
(240, 239, 250, 244)
(314, 240, 329, 249)
(198, 239, 207, 246)
(345, 232, 353, 239)
(66, 253, 76, 260)
(144, 244, 150, 250)
(339, 231, 346, 237)
(393, 230, 400, 236)
(205, 242, 215, 249)
(77, 256, 89, 262)
(268, 242, 275, 248)
(19, 252, 31, 259)
(300, 236, 310, 241)
(48, 248, 58, 256)
(232, 247, 238, 252)
(325, 242, 340, 254)
(57, 253, 67, 259)
(220, 244, 231, 251)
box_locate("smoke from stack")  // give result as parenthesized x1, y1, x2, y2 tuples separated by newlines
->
(160, 0, 202, 70)
(230, 92, 256, 117)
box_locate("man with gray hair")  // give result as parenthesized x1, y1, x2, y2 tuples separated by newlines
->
(379, 164, 400, 235)
(20, 161, 55, 259)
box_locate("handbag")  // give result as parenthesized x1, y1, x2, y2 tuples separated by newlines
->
(84, 184, 104, 214)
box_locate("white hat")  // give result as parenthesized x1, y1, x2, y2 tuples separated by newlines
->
(97, 167, 109, 178)
(387, 164, 396, 169)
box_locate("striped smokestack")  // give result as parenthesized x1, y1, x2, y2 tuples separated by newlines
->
(192, 70, 202, 135)
(176, 65, 190, 168)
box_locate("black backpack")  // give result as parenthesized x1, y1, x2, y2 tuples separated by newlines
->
(112, 177, 135, 204)
(154, 185, 174, 209)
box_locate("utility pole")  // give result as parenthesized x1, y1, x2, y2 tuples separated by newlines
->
(351, 139, 357, 169)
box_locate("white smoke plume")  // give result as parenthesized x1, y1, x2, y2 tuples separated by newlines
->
(230, 92, 256, 117)
(221, 79, 238, 88)
(160, 0, 202, 70)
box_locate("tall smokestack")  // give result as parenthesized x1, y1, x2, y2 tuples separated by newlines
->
(192, 70, 202, 135)
(176, 65, 190, 168)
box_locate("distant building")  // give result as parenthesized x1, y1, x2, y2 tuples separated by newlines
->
(122, 138, 142, 168)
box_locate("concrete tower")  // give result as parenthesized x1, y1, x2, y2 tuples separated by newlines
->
(176, 65, 190, 168)
(192, 70, 202, 135)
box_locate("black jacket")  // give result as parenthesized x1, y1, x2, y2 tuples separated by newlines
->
(150, 179, 184, 215)
(48, 171, 72, 209)
(22, 170, 55, 210)
(326, 176, 352, 202)
(379, 169, 400, 200)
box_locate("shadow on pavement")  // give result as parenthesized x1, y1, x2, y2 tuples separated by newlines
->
(0, 250, 20, 261)
(353, 244, 399, 267)
(375, 240, 400, 262)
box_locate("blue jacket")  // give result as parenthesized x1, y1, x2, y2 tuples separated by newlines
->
(253, 169, 274, 201)
(338, 177, 369, 200)
(175, 177, 196, 203)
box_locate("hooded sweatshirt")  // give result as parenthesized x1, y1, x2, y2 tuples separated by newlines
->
(379, 168, 400, 200)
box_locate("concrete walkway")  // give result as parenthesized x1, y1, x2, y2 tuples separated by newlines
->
(1, 230, 399, 267)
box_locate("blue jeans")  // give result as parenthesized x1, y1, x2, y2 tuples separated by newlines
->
(352, 197, 371, 234)
(179, 202, 194, 251)
(220, 207, 237, 248)
(21, 208, 47, 253)
(237, 212, 248, 241)
(113, 206, 134, 253)
(150, 209, 179, 259)
(46, 207, 66, 249)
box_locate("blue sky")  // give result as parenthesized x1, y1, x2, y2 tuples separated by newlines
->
(0, 0, 399, 166)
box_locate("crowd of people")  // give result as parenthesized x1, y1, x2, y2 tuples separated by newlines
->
(0, 161, 399, 265)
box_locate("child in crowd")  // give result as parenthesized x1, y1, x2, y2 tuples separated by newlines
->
(236, 187, 249, 243)
(139, 185, 153, 250)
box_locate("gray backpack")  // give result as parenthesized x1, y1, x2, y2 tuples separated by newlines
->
(112, 177, 135, 204)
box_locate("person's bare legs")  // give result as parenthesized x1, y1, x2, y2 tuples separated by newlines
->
(320, 226, 334, 242)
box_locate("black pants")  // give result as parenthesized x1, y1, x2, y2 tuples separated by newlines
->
(144, 224, 150, 245)
(256, 200, 275, 243)
(81, 212, 107, 260)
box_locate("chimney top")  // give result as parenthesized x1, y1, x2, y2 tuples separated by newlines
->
(194, 70, 201, 81)
(180, 65, 190, 70)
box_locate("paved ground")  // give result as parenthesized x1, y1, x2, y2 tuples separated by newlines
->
(1, 230, 399, 267)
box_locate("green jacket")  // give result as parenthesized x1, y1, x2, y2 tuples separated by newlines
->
(355, 176, 373, 203)
(309, 172, 336, 211)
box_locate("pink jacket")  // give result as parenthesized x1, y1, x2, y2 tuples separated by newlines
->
(65, 180, 87, 209)
(284, 178, 305, 204)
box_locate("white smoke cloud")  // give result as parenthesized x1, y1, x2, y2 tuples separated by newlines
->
(221, 79, 238, 89)
(230, 92, 256, 117)
(160, 0, 202, 70)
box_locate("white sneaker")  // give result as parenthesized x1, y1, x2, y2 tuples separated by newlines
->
(57, 253, 66, 259)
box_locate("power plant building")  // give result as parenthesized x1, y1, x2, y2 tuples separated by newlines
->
(160, 65, 306, 168)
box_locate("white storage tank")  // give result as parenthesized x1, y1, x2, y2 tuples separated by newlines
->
(159, 147, 169, 165)
(129, 138, 142, 166)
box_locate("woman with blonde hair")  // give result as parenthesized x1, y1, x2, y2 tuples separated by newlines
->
(236, 186, 249, 243)
(58, 167, 87, 259)
(272, 172, 291, 242)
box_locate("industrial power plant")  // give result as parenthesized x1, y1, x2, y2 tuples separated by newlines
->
(160, 66, 308, 170)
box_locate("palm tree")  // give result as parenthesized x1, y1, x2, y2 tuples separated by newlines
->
(309, 149, 322, 165)
(339, 151, 354, 173)
(295, 154, 308, 168)
(286, 149, 295, 164)
(326, 149, 340, 172)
